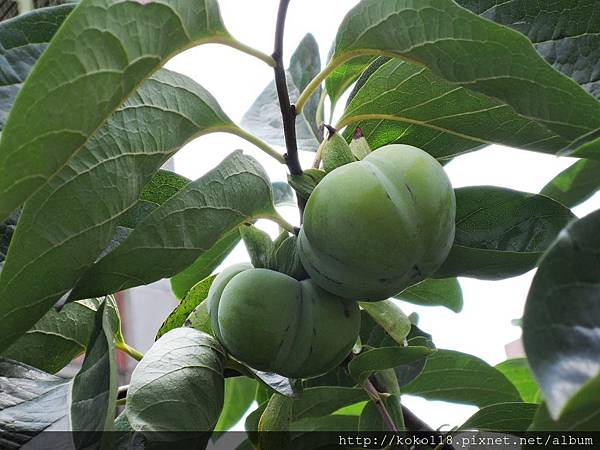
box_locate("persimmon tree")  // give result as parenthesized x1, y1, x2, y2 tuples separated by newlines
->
(0, 0, 599, 448)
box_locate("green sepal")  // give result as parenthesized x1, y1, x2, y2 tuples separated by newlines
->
(322, 128, 356, 173)
(349, 127, 371, 160)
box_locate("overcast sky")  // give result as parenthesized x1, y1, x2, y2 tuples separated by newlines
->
(164, 0, 600, 428)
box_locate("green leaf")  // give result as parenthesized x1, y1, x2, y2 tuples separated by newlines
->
(245, 402, 267, 434)
(359, 300, 411, 345)
(345, 56, 390, 108)
(436, 186, 575, 280)
(460, 402, 538, 432)
(394, 325, 436, 387)
(118, 170, 191, 228)
(529, 374, 600, 431)
(0, 358, 71, 447)
(523, 210, 600, 419)
(396, 277, 463, 313)
(359, 394, 404, 431)
(288, 168, 326, 201)
(185, 299, 212, 335)
(0, 68, 237, 352)
(402, 349, 522, 407)
(291, 415, 359, 432)
(326, 55, 376, 109)
(242, 34, 322, 152)
(272, 181, 296, 207)
(0, 4, 75, 130)
(340, 59, 568, 158)
(457, 0, 600, 99)
(293, 387, 369, 420)
(68, 151, 276, 301)
(289, 415, 359, 449)
(70, 298, 120, 447)
(540, 159, 600, 208)
(157, 275, 216, 340)
(140, 169, 191, 204)
(126, 328, 226, 436)
(348, 347, 434, 383)
(333, 401, 367, 416)
(170, 229, 240, 300)
(215, 377, 257, 432)
(0, 299, 120, 447)
(0, 0, 238, 220)
(240, 224, 274, 269)
(495, 358, 541, 404)
(2, 298, 102, 373)
(331, 0, 600, 156)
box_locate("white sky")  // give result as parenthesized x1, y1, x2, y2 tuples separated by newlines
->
(165, 0, 600, 429)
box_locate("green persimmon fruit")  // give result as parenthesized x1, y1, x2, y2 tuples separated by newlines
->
(208, 265, 360, 378)
(299, 144, 456, 301)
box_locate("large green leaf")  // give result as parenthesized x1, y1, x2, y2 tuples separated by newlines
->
(292, 387, 369, 420)
(242, 34, 321, 152)
(126, 328, 225, 436)
(0, 69, 235, 352)
(157, 275, 216, 339)
(359, 300, 411, 345)
(0, 358, 71, 447)
(523, 210, 600, 419)
(436, 186, 575, 279)
(0, 4, 75, 131)
(495, 358, 541, 404)
(289, 415, 359, 449)
(530, 375, 600, 431)
(359, 394, 404, 432)
(68, 151, 276, 300)
(329, 0, 600, 156)
(70, 298, 120, 448)
(457, 0, 600, 100)
(460, 402, 538, 431)
(395, 277, 463, 312)
(348, 346, 433, 383)
(2, 298, 101, 374)
(339, 59, 568, 158)
(325, 55, 376, 110)
(540, 159, 600, 208)
(214, 377, 257, 432)
(0, 299, 119, 448)
(393, 325, 436, 388)
(118, 169, 191, 228)
(402, 349, 522, 407)
(0, 0, 246, 220)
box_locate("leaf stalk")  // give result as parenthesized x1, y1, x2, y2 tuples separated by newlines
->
(116, 341, 144, 361)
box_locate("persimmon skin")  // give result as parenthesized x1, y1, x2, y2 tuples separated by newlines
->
(299, 144, 456, 301)
(208, 266, 360, 379)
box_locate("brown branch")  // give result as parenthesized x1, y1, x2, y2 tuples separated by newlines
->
(272, 0, 306, 218)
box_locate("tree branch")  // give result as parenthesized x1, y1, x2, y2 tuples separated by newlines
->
(362, 378, 399, 432)
(272, 0, 306, 217)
